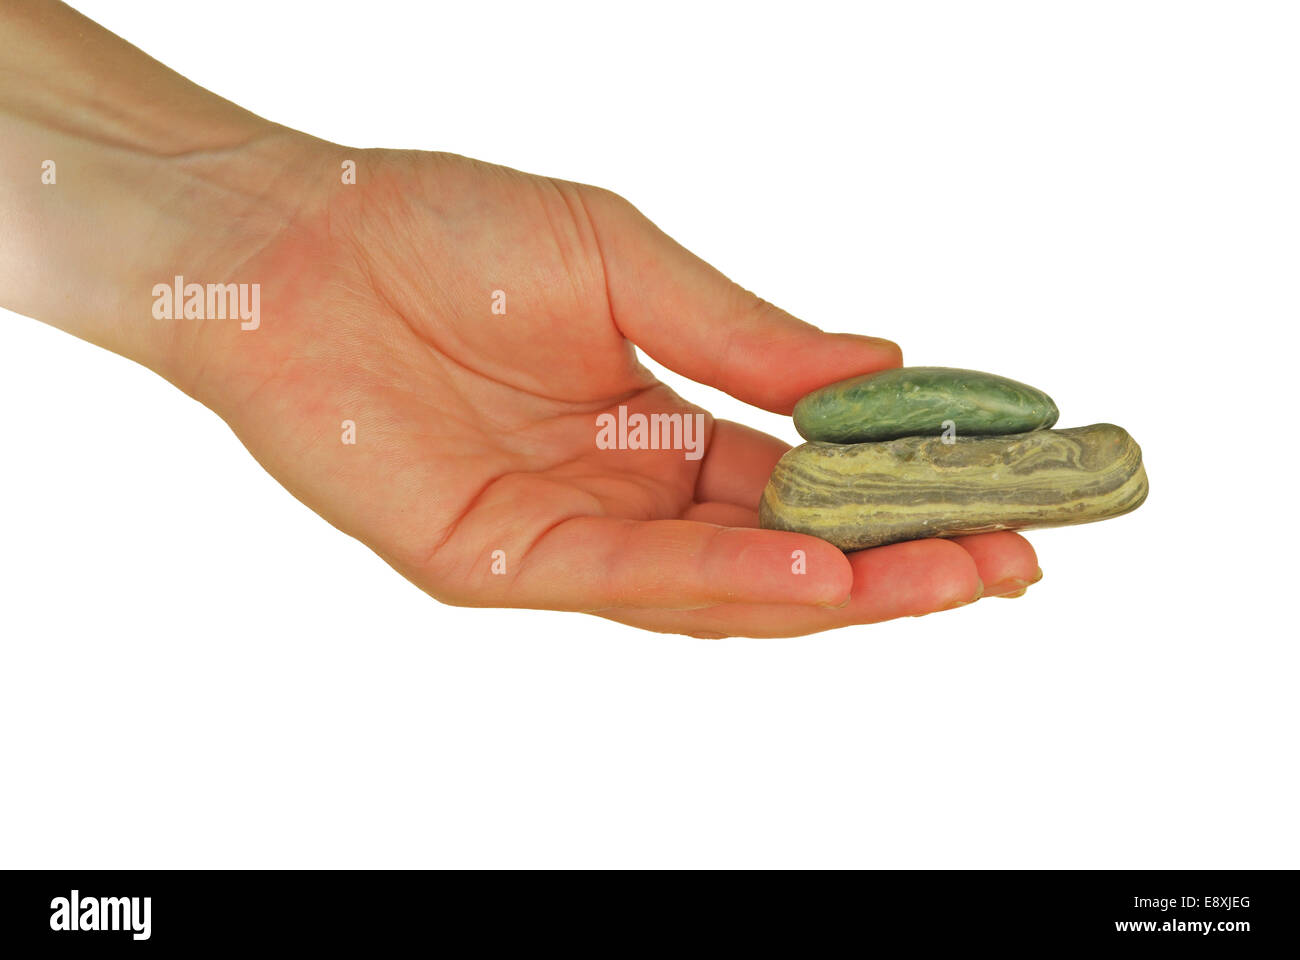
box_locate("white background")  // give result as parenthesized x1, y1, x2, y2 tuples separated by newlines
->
(1, 1, 1296, 868)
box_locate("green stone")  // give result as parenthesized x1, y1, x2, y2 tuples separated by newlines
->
(792, 366, 1059, 443)
(759, 423, 1148, 551)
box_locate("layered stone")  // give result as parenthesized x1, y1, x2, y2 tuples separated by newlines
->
(759, 423, 1147, 551)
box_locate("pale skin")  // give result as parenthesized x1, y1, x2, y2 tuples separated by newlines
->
(1, 2, 1041, 637)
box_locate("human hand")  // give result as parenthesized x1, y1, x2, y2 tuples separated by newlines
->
(167, 145, 1041, 636)
(1, 3, 1041, 637)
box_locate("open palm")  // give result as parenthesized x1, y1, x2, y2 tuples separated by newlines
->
(185, 146, 1039, 636)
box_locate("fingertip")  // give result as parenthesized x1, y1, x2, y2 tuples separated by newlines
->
(764, 332, 906, 414)
(841, 332, 903, 368)
(847, 537, 983, 620)
(915, 537, 984, 608)
(723, 529, 852, 607)
(949, 531, 1041, 598)
(808, 538, 855, 607)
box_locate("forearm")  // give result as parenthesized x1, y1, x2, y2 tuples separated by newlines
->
(0, 0, 319, 388)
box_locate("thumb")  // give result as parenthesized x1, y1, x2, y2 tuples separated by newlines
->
(583, 187, 903, 414)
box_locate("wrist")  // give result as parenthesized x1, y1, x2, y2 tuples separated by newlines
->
(2, 111, 332, 387)
(0, 1, 334, 398)
(143, 131, 337, 400)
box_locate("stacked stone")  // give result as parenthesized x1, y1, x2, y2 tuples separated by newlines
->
(759, 367, 1148, 551)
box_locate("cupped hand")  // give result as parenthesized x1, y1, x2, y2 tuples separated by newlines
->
(176, 144, 1039, 637)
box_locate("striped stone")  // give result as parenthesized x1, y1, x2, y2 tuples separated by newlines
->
(759, 423, 1148, 551)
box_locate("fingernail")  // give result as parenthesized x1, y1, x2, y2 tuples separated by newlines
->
(986, 578, 1030, 598)
(987, 567, 1044, 597)
(853, 334, 903, 359)
(942, 581, 984, 610)
(996, 587, 1028, 599)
